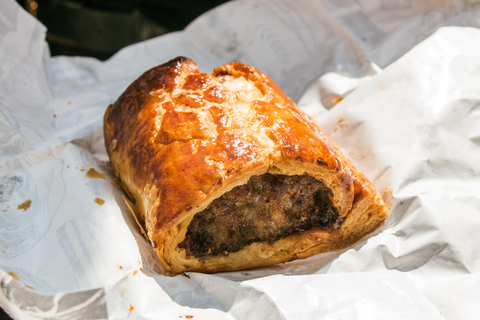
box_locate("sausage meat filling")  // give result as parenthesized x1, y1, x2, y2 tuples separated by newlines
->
(179, 173, 339, 257)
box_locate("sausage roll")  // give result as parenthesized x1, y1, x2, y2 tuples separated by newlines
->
(104, 57, 388, 275)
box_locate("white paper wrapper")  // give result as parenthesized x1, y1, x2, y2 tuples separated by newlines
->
(1, 0, 480, 319)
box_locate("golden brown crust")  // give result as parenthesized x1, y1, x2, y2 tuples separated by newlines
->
(104, 57, 388, 275)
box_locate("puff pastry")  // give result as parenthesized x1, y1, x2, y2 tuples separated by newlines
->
(104, 57, 388, 275)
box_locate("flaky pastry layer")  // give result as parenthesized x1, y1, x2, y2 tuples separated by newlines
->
(104, 57, 388, 275)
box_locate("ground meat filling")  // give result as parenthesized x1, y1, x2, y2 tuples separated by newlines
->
(179, 173, 340, 257)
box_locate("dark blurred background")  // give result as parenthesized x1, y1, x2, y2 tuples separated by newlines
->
(15, 0, 230, 60)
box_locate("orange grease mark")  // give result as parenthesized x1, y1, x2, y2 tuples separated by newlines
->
(86, 168, 105, 179)
(94, 198, 105, 205)
(119, 266, 123, 269)
(17, 200, 32, 211)
(129, 304, 134, 312)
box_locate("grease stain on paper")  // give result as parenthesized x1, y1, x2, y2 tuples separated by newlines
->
(382, 187, 394, 210)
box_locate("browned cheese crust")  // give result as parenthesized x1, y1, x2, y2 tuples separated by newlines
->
(104, 57, 389, 275)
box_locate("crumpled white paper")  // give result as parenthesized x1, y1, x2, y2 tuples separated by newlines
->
(1, 0, 480, 319)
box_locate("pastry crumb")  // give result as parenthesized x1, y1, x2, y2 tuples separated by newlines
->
(336, 117, 349, 129)
(127, 269, 142, 276)
(331, 96, 343, 104)
(86, 168, 106, 179)
(17, 199, 32, 211)
(94, 198, 105, 205)
(129, 304, 134, 312)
